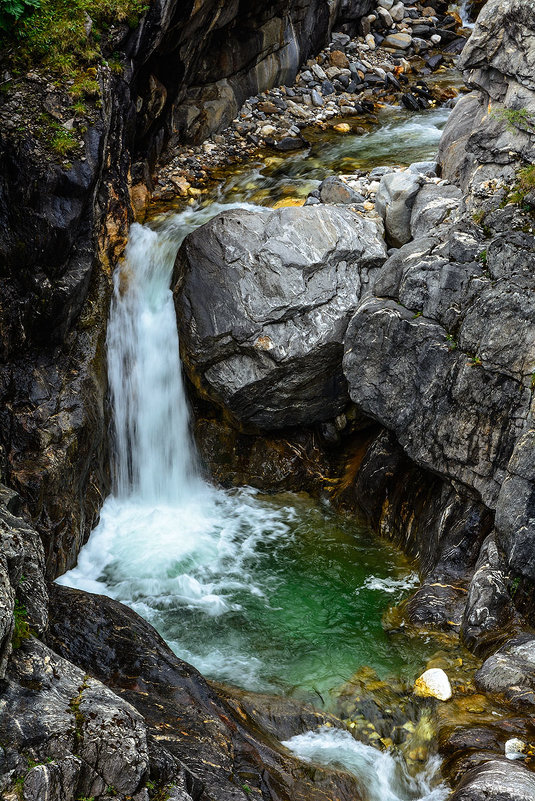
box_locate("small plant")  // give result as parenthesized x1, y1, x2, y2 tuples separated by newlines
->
(495, 107, 535, 133)
(12, 600, 31, 648)
(510, 576, 521, 596)
(478, 249, 487, 264)
(446, 333, 457, 351)
(509, 165, 535, 207)
(412, 310, 422, 319)
(468, 355, 482, 366)
(242, 784, 252, 795)
(51, 126, 77, 156)
(472, 209, 485, 225)
(0, 0, 40, 31)
(531, 373, 535, 391)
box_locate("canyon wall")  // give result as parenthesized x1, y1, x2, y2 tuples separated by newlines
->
(0, 0, 345, 577)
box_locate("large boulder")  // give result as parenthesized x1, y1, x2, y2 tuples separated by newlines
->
(450, 759, 535, 801)
(174, 205, 386, 430)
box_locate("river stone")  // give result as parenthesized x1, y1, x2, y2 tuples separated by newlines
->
(374, 170, 424, 247)
(319, 176, 365, 204)
(505, 738, 527, 759)
(413, 668, 452, 700)
(174, 205, 387, 430)
(475, 634, 535, 707)
(382, 32, 412, 50)
(450, 759, 535, 801)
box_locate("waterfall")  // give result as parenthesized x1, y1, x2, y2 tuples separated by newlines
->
(108, 223, 199, 502)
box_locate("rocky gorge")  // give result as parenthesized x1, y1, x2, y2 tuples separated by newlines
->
(2, 0, 535, 799)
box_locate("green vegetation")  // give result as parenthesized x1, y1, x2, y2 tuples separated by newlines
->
(0, 0, 147, 84)
(50, 123, 77, 155)
(12, 600, 31, 648)
(496, 107, 535, 134)
(0, 0, 39, 31)
(69, 676, 90, 754)
(509, 165, 535, 207)
(446, 333, 457, 351)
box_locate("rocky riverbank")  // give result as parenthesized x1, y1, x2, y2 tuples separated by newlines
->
(152, 0, 468, 207)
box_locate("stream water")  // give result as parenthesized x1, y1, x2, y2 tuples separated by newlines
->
(60, 105, 452, 800)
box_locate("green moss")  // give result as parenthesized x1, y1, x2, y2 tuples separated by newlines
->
(12, 600, 31, 648)
(69, 676, 90, 754)
(494, 107, 535, 134)
(509, 165, 535, 207)
(0, 0, 148, 82)
(51, 126, 77, 155)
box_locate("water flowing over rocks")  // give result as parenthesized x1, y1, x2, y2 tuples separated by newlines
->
(174, 204, 387, 429)
(7, 0, 535, 799)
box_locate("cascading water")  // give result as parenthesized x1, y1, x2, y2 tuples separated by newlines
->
(107, 223, 199, 502)
(60, 106, 453, 800)
(283, 728, 448, 801)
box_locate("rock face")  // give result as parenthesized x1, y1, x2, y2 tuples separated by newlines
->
(174, 205, 386, 429)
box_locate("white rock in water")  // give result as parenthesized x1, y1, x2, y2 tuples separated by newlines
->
(413, 668, 452, 701)
(505, 738, 527, 759)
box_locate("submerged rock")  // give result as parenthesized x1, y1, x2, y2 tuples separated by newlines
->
(174, 204, 386, 430)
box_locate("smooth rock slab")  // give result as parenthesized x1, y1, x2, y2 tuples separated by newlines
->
(174, 205, 387, 430)
(451, 758, 535, 801)
(375, 170, 424, 247)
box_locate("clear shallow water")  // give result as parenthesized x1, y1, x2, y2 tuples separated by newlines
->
(153, 106, 452, 213)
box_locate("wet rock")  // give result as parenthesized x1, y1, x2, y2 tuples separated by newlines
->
(414, 668, 452, 701)
(476, 635, 535, 708)
(47, 584, 365, 801)
(462, 533, 519, 655)
(174, 205, 387, 430)
(450, 758, 535, 801)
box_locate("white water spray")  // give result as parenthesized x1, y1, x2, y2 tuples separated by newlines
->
(283, 728, 448, 801)
(108, 223, 199, 502)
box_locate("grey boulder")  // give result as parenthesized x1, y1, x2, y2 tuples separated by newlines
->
(174, 205, 387, 430)
(374, 170, 424, 247)
(451, 759, 535, 801)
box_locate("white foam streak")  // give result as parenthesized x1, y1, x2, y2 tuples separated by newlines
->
(283, 728, 449, 801)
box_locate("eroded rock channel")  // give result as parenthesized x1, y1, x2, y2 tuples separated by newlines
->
(1, 0, 535, 800)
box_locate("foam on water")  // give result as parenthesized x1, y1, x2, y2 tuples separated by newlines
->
(283, 727, 449, 801)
